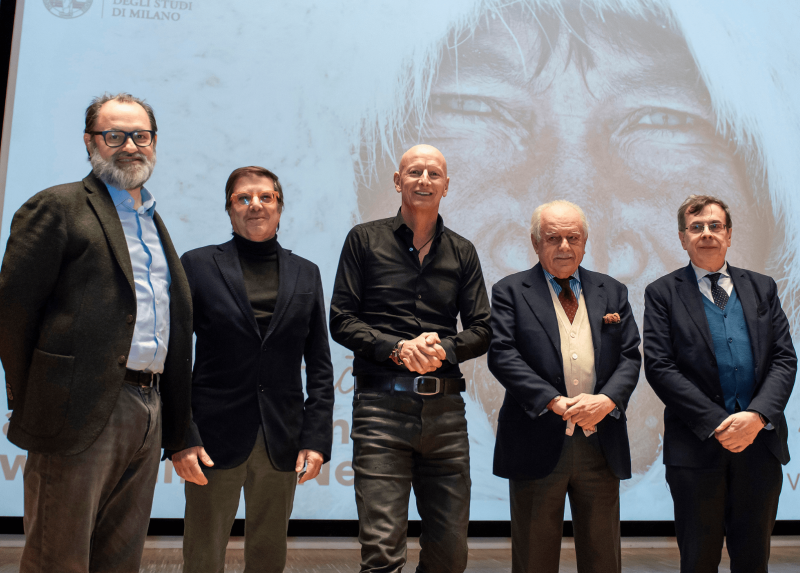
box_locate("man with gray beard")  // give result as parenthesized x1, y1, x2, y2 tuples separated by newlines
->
(0, 93, 193, 573)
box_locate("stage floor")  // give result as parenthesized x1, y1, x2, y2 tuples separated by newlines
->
(0, 537, 798, 572)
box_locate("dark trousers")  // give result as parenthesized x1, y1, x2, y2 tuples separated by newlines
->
(20, 383, 162, 573)
(183, 429, 297, 573)
(509, 430, 621, 573)
(665, 439, 782, 573)
(351, 391, 471, 573)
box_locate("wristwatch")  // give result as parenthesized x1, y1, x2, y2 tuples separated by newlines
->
(757, 412, 768, 427)
(390, 340, 406, 366)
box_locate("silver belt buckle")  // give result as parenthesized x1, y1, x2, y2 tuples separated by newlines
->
(413, 376, 441, 395)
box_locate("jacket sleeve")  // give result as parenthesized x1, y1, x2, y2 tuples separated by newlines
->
(747, 277, 797, 425)
(596, 284, 641, 413)
(487, 280, 561, 418)
(643, 283, 729, 440)
(300, 265, 335, 462)
(329, 227, 402, 361)
(0, 191, 68, 410)
(163, 252, 204, 457)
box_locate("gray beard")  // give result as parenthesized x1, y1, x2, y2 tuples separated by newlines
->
(88, 142, 156, 191)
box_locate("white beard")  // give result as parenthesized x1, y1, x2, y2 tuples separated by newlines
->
(89, 143, 156, 191)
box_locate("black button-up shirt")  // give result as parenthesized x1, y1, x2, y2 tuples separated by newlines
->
(330, 209, 491, 378)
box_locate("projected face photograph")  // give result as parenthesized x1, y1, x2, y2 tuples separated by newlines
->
(356, 2, 773, 477)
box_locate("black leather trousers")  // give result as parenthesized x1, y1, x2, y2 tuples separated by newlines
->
(351, 391, 471, 573)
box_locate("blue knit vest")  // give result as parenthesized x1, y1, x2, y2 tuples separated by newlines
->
(701, 289, 756, 414)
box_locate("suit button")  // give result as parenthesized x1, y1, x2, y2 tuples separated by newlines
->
(714, 395, 721, 401)
(118, 355, 127, 365)
(126, 315, 134, 324)
(573, 379, 579, 386)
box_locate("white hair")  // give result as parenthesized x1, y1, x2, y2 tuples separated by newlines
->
(530, 200, 589, 243)
(356, 0, 800, 326)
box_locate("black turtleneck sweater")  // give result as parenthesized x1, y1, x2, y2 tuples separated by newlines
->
(234, 233, 279, 337)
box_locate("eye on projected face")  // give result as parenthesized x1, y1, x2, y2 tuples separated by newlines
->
(427, 13, 765, 292)
(356, 8, 771, 476)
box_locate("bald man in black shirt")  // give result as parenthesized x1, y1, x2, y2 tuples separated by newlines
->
(331, 145, 491, 573)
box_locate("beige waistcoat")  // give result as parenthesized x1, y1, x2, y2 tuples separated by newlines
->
(547, 281, 597, 436)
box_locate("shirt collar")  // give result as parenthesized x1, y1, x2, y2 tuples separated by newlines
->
(106, 183, 156, 216)
(392, 207, 444, 238)
(691, 261, 729, 283)
(542, 267, 581, 286)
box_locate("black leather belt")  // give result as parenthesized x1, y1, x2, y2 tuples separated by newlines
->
(124, 368, 159, 387)
(356, 375, 465, 395)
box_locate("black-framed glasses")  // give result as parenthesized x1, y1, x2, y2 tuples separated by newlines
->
(85, 130, 155, 148)
(685, 221, 728, 234)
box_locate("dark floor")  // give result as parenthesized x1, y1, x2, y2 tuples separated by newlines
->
(1, 543, 799, 572)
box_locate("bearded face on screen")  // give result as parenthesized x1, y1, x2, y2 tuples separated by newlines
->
(356, 3, 776, 477)
(88, 139, 157, 192)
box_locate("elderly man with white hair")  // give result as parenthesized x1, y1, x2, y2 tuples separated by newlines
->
(488, 200, 641, 573)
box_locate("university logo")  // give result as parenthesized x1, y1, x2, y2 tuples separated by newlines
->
(43, 0, 93, 19)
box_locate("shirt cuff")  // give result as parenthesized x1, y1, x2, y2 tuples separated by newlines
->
(609, 407, 621, 419)
(440, 338, 457, 363)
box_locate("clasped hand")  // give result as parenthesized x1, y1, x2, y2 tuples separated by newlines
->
(547, 393, 616, 431)
(399, 332, 447, 374)
(714, 412, 763, 453)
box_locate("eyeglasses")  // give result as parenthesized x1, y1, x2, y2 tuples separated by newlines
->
(684, 222, 728, 234)
(231, 192, 279, 207)
(86, 130, 155, 148)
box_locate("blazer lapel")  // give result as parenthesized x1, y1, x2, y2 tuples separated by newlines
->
(579, 268, 607, 372)
(728, 264, 761, 373)
(675, 263, 715, 356)
(214, 240, 260, 338)
(84, 174, 134, 294)
(521, 264, 561, 355)
(263, 244, 299, 343)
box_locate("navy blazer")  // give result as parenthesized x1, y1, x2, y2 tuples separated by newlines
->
(643, 263, 796, 468)
(489, 264, 641, 481)
(180, 239, 334, 471)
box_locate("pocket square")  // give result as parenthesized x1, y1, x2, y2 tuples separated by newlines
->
(603, 313, 621, 324)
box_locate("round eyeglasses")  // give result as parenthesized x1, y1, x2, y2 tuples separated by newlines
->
(231, 192, 279, 207)
(86, 130, 155, 148)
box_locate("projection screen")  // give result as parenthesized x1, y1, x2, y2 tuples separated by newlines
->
(1, 0, 799, 520)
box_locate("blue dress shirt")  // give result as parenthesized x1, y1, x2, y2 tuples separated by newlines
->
(107, 184, 171, 373)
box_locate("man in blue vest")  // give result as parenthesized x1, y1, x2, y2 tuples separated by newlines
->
(644, 195, 796, 573)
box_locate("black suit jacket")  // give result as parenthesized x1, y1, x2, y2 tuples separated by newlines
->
(643, 263, 796, 467)
(180, 239, 334, 471)
(0, 173, 193, 455)
(489, 264, 641, 480)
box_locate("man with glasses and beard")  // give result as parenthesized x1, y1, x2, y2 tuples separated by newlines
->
(0, 93, 192, 573)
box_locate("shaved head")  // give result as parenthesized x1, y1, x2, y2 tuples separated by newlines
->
(394, 144, 450, 217)
(398, 144, 447, 175)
